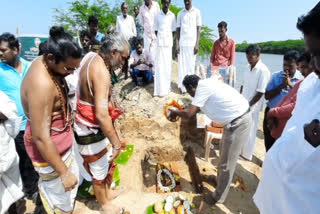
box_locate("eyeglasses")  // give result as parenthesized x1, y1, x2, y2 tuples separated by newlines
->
(63, 66, 79, 72)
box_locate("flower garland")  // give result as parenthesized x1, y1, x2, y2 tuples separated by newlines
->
(157, 168, 176, 192)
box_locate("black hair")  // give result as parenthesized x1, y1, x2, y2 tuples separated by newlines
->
(46, 26, 82, 63)
(245, 44, 261, 56)
(38, 40, 48, 56)
(0, 33, 19, 51)
(297, 2, 320, 36)
(183, 75, 200, 90)
(80, 30, 91, 40)
(121, 2, 127, 9)
(283, 50, 300, 62)
(218, 21, 228, 29)
(297, 52, 312, 63)
(88, 15, 99, 25)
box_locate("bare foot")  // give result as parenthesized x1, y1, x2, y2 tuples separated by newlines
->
(106, 185, 127, 200)
(101, 203, 124, 214)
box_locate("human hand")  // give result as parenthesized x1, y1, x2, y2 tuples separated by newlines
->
(167, 107, 180, 122)
(176, 44, 180, 55)
(266, 116, 278, 130)
(281, 72, 289, 88)
(61, 170, 78, 192)
(109, 146, 121, 163)
(149, 63, 153, 68)
(304, 119, 320, 148)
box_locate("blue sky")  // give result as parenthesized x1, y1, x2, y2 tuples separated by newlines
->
(1, 0, 319, 43)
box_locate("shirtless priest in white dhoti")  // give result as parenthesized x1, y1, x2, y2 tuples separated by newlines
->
(254, 3, 320, 213)
(176, 0, 201, 93)
(0, 91, 23, 214)
(154, 0, 176, 97)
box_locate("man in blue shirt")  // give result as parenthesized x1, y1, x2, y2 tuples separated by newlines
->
(88, 15, 105, 42)
(0, 33, 41, 207)
(263, 50, 303, 151)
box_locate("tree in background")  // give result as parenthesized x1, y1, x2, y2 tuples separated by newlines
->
(53, 0, 215, 56)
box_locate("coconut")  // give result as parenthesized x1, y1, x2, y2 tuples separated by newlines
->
(183, 201, 190, 210)
(154, 201, 163, 213)
(166, 195, 174, 204)
(173, 200, 181, 207)
(164, 202, 173, 212)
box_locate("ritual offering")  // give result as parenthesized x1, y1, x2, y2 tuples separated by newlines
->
(164, 100, 183, 122)
(146, 194, 194, 214)
(156, 162, 181, 193)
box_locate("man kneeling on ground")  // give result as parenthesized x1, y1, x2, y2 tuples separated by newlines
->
(129, 37, 153, 86)
(168, 75, 252, 205)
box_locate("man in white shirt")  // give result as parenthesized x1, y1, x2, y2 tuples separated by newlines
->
(116, 3, 137, 41)
(241, 44, 270, 160)
(254, 3, 320, 213)
(169, 75, 252, 204)
(176, 0, 202, 93)
(129, 38, 153, 86)
(139, 0, 160, 67)
(154, 0, 176, 97)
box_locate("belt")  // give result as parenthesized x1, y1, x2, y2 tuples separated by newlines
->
(230, 108, 250, 124)
(74, 129, 106, 145)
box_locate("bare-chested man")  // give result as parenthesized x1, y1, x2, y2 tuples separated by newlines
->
(74, 32, 129, 213)
(21, 26, 82, 214)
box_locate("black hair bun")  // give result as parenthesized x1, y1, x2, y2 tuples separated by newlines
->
(49, 26, 65, 39)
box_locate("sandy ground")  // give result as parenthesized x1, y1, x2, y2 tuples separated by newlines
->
(25, 61, 266, 214)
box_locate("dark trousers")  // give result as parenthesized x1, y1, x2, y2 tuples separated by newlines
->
(263, 107, 276, 152)
(130, 68, 153, 86)
(15, 131, 39, 198)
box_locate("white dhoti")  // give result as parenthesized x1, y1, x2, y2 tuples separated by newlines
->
(35, 149, 79, 213)
(154, 46, 172, 96)
(241, 107, 260, 160)
(74, 122, 113, 184)
(178, 46, 196, 92)
(143, 33, 156, 68)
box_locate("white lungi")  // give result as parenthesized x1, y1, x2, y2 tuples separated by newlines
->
(143, 33, 156, 69)
(154, 46, 172, 96)
(178, 46, 196, 92)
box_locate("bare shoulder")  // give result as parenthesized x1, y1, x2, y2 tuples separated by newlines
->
(22, 57, 54, 95)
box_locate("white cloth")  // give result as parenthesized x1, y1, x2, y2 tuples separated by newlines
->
(154, 10, 176, 47)
(177, 7, 202, 47)
(0, 91, 23, 214)
(128, 49, 152, 71)
(116, 15, 137, 41)
(36, 149, 79, 213)
(192, 78, 249, 125)
(254, 72, 320, 214)
(153, 10, 176, 96)
(178, 46, 196, 92)
(140, 1, 160, 66)
(154, 46, 172, 96)
(241, 60, 270, 160)
(74, 122, 113, 181)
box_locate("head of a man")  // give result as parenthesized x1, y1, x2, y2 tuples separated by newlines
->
(184, 0, 192, 10)
(246, 44, 261, 68)
(44, 26, 82, 78)
(183, 75, 200, 97)
(0, 33, 20, 66)
(100, 32, 130, 71)
(80, 30, 92, 53)
(134, 37, 144, 55)
(121, 3, 128, 18)
(144, 0, 152, 7)
(298, 52, 313, 77)
(88, 15, 99, 36)
(134, 6, 139, 16)
(283, 50, 300, 77)
(297, 2, 320, 77)
(218, 21, 228, 39)
(162, 0, 171, 13)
